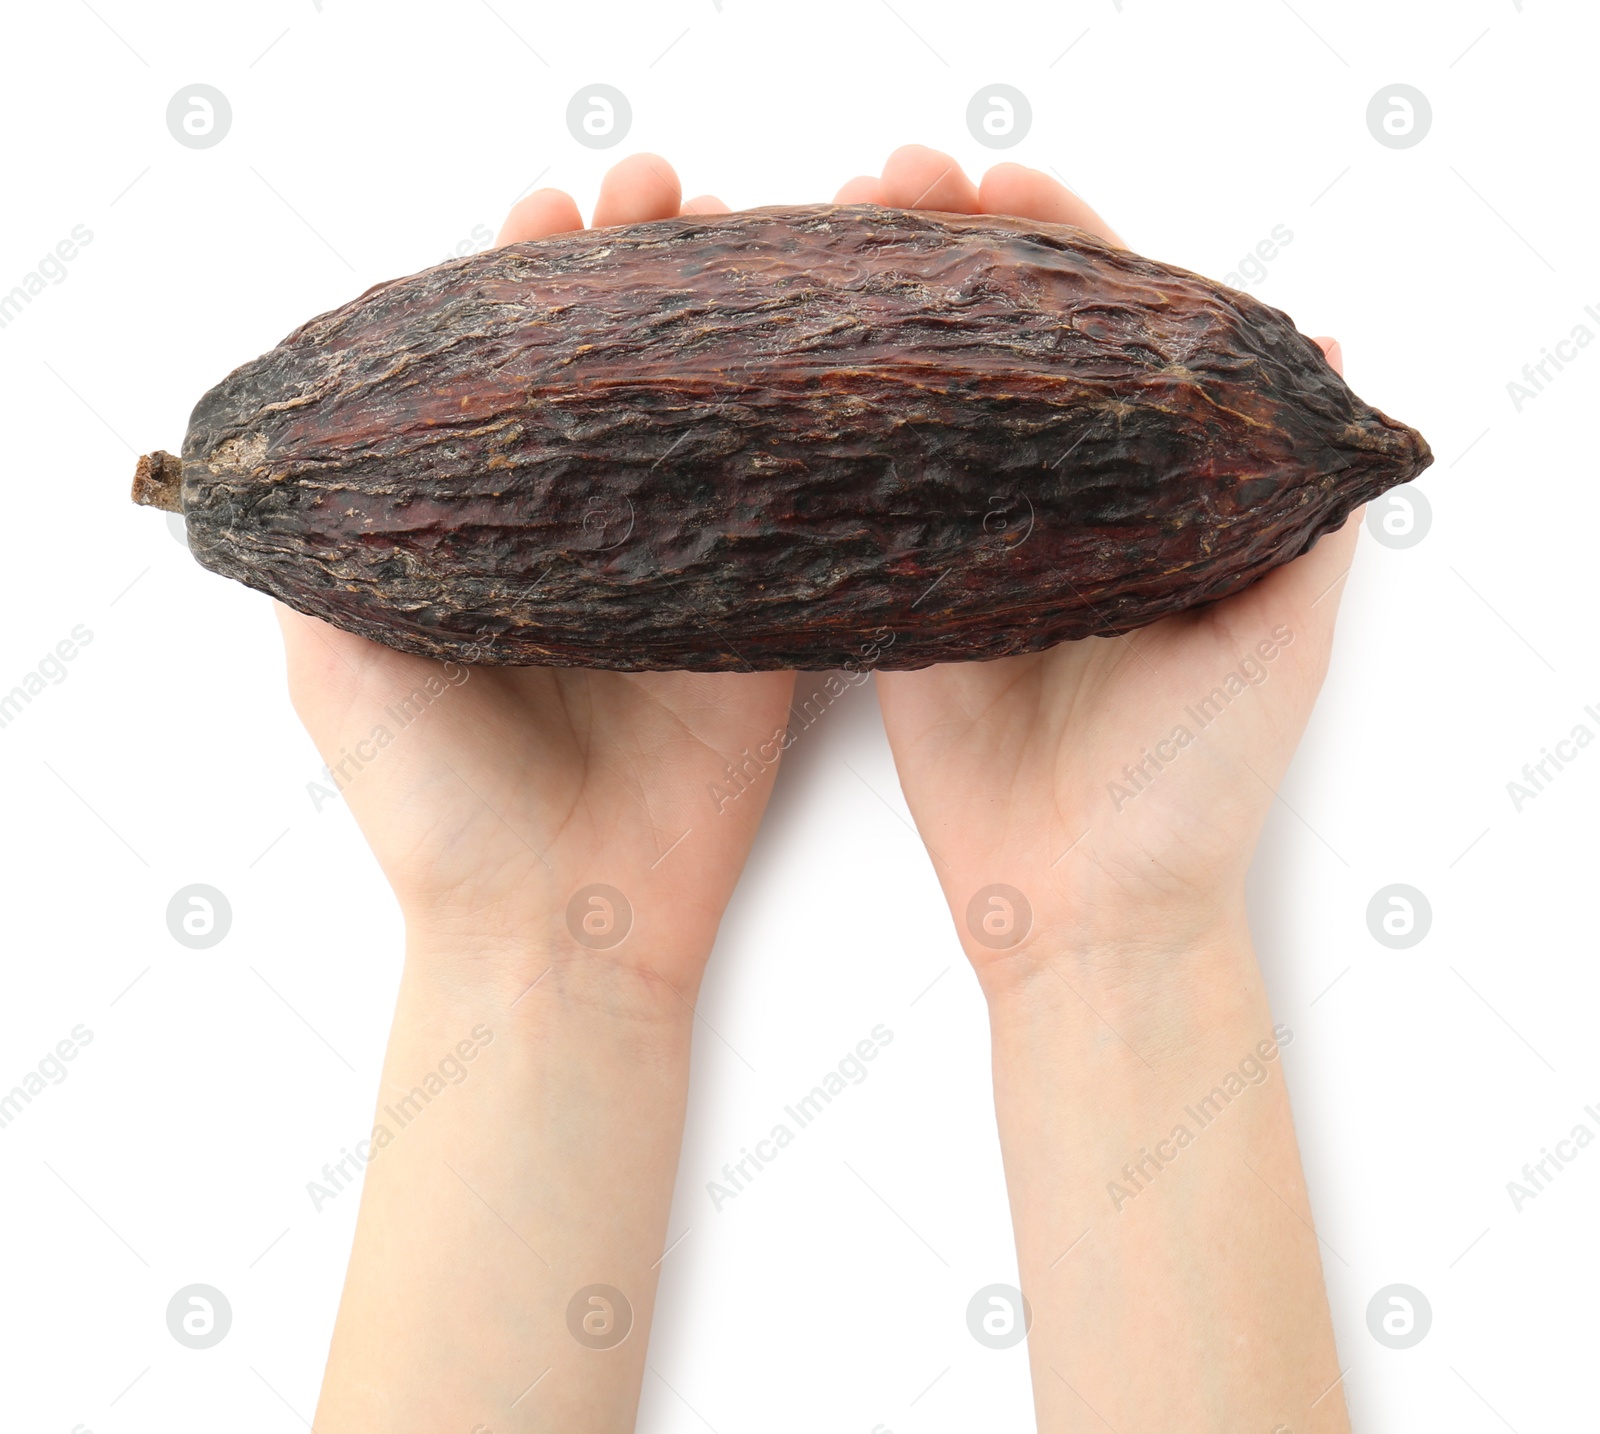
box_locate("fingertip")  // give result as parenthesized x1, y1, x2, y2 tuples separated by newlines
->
(592, 152, 682, 228)
(496, 188, 584, 246)
(834, 175, 884, 205)
(976, 163, 1124, 245)
(980, 161, 1034, 187)
(1328, 502, 1365, 553)
(880, 144, 980, 213)
(1313, 336, 1344, 376)
(272, 599, 325, 644)
(273, 602, 345, 703)
(681, 193, 731, 215)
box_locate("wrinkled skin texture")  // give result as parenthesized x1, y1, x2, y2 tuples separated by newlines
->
(152, 205, 1429, 671)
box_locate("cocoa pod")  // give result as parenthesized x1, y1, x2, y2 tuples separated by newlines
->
(133, 204, 1430, 671)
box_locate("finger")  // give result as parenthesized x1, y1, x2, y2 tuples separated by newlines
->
(1311, 335, 1344, 376)
(274, 602, 390, 736)
(495, 188, 584, 246)
(977, 163, 1123, 246)
(592, 152, 682, 228)
(834, 175, 884, 205)
(878, 144, 980, 213)
(681, 193, 730, 215)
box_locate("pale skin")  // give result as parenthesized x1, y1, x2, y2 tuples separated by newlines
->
(289, 146, 1353, 1431)
(860, 147, 1355, 1432)
(292, 158, 794, 1432)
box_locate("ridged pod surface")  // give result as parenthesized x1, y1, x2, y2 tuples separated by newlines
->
(132, 203, 1431, 670)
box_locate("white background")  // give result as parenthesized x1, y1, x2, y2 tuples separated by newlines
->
(1, 0, 1594, 1430)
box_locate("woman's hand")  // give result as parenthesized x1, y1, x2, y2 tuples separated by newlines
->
(277, 154, 794, 993)
(847, 146, 1356, 1433)
(846, 146, 1357, 988)
(293, 155, 797, 1434)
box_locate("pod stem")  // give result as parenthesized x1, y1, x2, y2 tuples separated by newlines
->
(132, 450, 183, 512)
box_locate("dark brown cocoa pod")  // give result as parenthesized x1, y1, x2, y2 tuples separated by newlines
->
(133, 204, 1431, 671)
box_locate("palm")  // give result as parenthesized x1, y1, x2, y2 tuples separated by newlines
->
(877, 519, 1356, 949)
(839, 147, 1361, 956)
(280, 612, 793, 976)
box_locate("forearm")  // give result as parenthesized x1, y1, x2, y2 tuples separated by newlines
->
(315, 937, 698, 1433)
(982, 916, 1349, 1434)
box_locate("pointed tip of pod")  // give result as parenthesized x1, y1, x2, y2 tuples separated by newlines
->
(132, 450, 184, 512)
(1391, 418, 1435, 481)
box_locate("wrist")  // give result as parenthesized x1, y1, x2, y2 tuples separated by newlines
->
(971, 896, 1256, 1019)
(401, 917, 711, 1034)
